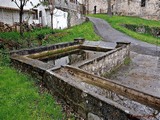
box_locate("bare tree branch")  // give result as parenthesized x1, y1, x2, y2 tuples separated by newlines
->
(24, 0, 29, 7)
(12, 0, 20, 8)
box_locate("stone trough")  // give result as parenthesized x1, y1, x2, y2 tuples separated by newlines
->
(10, 39, 160, 120)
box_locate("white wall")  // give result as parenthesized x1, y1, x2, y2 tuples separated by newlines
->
(0, 9, 33, 24)
(0, 0, 83, 29)
(0, 0, 40, 9)
(0, 0, 41, 24)
(46, 8, 68, 29)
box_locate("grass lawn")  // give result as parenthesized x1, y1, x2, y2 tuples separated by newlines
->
(0, 21, 100, 120)
(0, 66, 63, 120)
(0, 21, 101, 48)
(90, 14, 160, 46)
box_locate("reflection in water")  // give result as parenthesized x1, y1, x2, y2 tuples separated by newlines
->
(39, 50, 104, 66)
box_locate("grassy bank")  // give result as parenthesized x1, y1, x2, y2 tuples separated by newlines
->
(0, 66, 63, 120)
(90, 14, 160, 46)
(0, 21, 101, 49)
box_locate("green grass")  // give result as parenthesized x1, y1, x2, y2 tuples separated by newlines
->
(90, 14, 160, 46)
(40, 22, 101, 45)
(0, 22, 101, 48)
(0, 28, 58, 41)
(0, 66, 64, 120)
(124, 57, 131, 65)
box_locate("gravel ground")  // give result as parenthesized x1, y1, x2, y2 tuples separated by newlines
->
(109, 52, 160, 97)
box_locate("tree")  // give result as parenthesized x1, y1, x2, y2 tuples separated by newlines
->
(11, 0, 30, 36)
(49, 0, 55, 29)
(42, 0, 55, 29)
(107, 0, 112, 16)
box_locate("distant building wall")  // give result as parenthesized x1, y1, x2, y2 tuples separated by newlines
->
(70, 11, 85, 27)
(45, 8, 68, 29)
(0, 8, 33, 25)
(84, 0, 160, 20)
(87, 0, 108, 14)
(112, 0, 160, 20)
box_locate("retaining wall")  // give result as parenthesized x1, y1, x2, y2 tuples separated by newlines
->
(44, 70, 138, 120)
(79, 44, 130, 76)
(10, 40, 82, 80)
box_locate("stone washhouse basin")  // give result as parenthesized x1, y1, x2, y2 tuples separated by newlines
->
(10, 38, 160, 120)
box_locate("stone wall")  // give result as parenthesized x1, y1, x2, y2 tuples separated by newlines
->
(10, 41, 79, 55)
(112, 0, 160, 20)
(86, 0, 160, 20)
(44, 70, 137, 120)
(79, 43, 130, 76)
(123, 24, 160, 37)
(87, 0, 108, 14)
(10, 40, 81, 80)
(70, 10, 86, 27)
(11, 56, 49, 80)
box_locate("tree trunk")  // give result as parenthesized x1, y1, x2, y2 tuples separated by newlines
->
(67, 11, 71, 28)
(51, 13, 53, 29)
(19, 6, 24, 36)
(107, 0, 112, 16)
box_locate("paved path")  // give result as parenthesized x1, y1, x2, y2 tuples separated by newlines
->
(89, 17, 160, 101)
(89, 17, 160, 56)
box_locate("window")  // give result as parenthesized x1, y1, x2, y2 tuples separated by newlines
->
(141, 0, 146, 7)
(39, 11, 42, 17)
(33, 9, 38, 20)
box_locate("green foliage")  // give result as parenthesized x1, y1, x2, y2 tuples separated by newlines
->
(37, 34, 45, 40)
(47, 22, 101, 44)
(0, 32, 20, 42)
(31, 27, 57, 37)
(90, 14, 160, 46)
(0, 22, 100, 48)
(0, 50, 10, 67)
(0, 28, 59, 46)
(0, 66, 64, 120)
(124, 57, 131, 65)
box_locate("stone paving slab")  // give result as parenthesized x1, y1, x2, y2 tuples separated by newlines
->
(83, 41, 117, 49)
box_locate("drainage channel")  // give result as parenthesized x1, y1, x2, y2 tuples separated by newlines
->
(53, 66, 160, 120)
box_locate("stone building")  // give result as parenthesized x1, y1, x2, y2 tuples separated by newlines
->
(81, 0, 160, 20)
(112, 0, 160, 20)
(80, 0, 108, 14)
